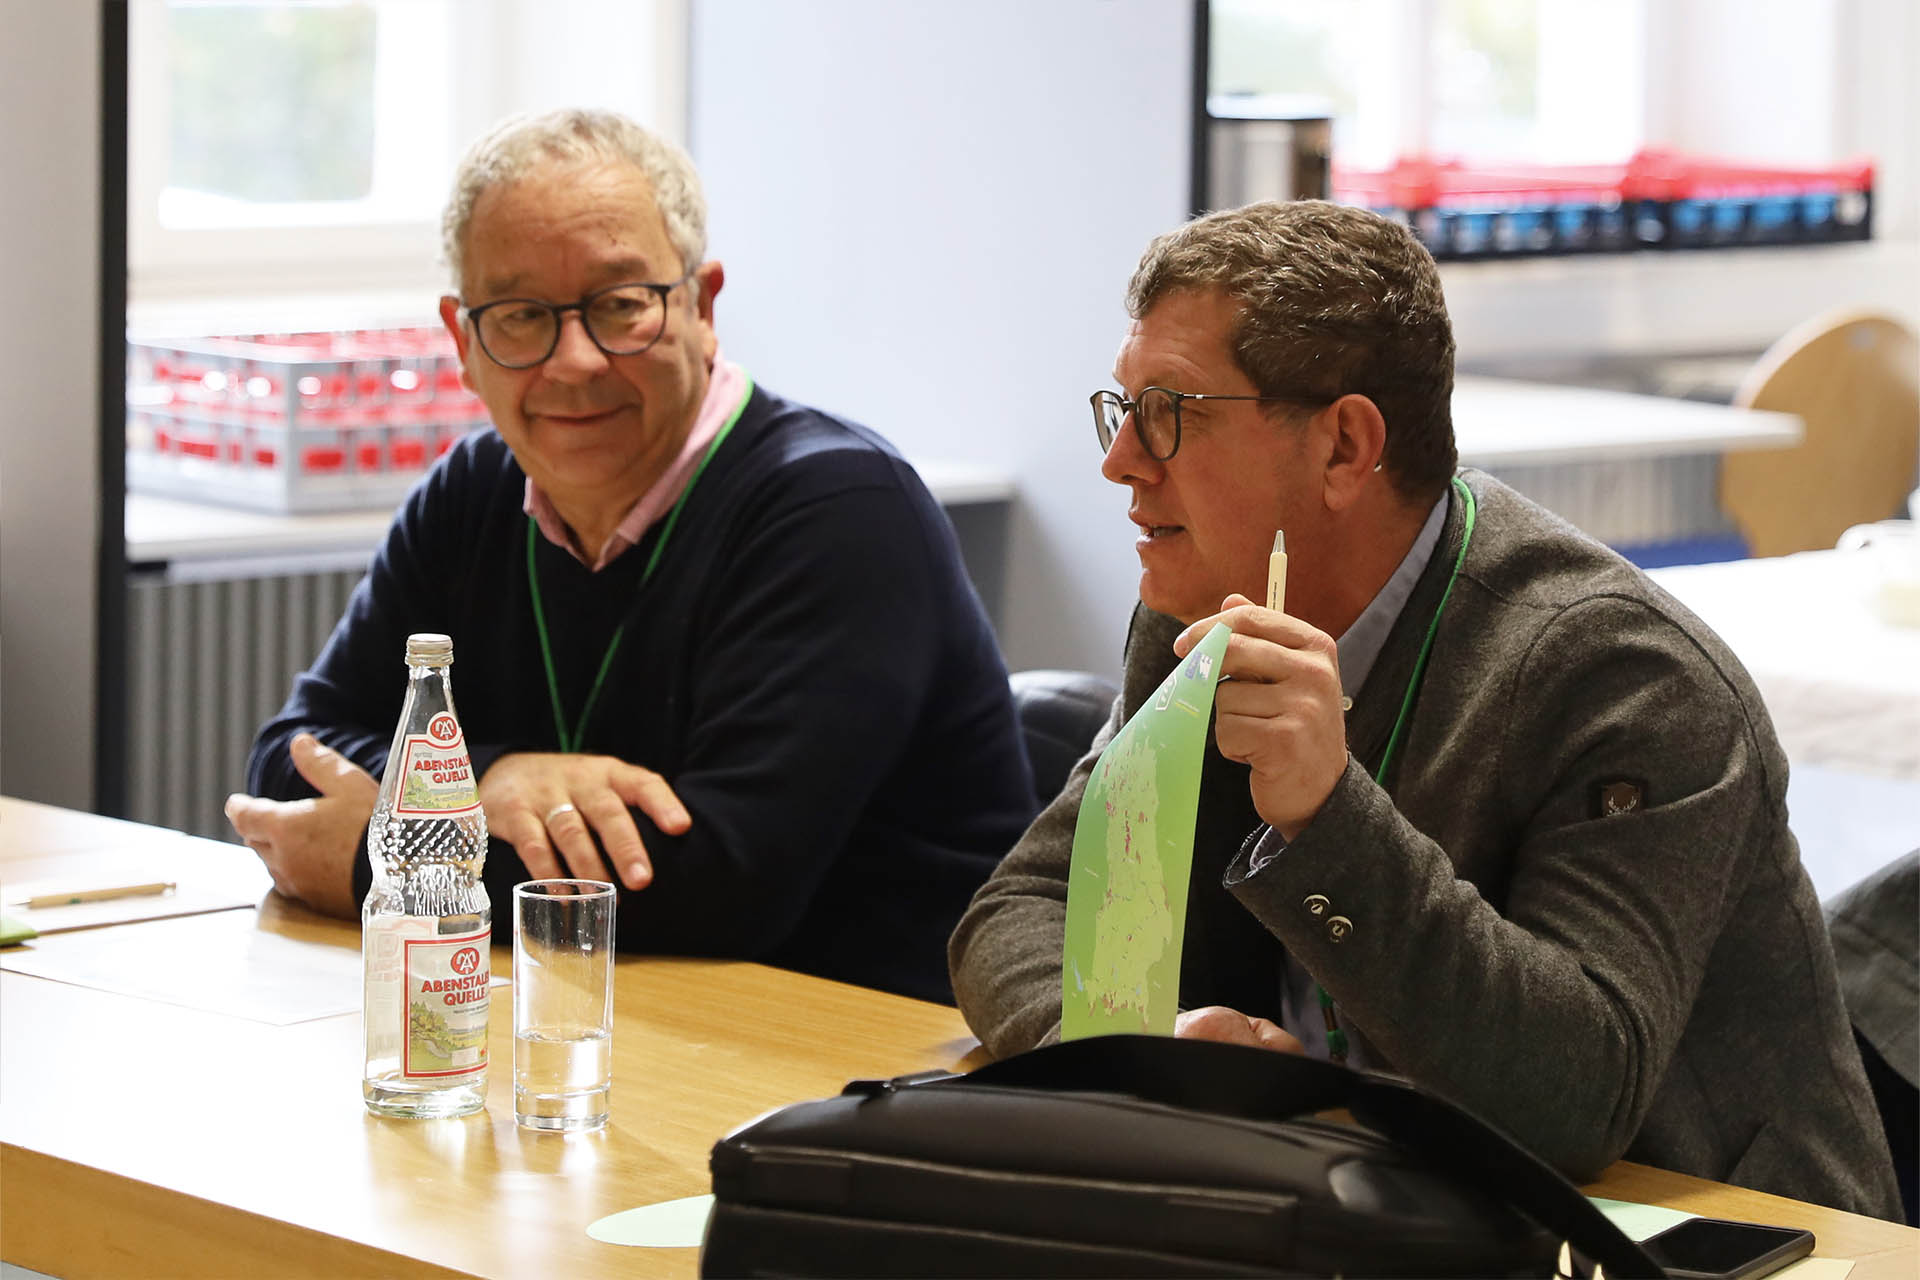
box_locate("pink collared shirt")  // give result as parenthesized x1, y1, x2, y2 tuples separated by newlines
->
(523, 354, 748, 571)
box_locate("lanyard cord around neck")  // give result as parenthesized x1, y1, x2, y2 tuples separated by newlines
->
(526, 381, 751, 754)
(1318, 474, 1477, 1063)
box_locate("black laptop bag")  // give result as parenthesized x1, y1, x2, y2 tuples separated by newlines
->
(701, 1035, 1662, 1277)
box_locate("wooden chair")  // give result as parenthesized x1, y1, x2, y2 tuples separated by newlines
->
(1720, 309, 1920, 558)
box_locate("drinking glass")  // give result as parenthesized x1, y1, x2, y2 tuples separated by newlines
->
(512, 880, 616, 1131)
(1838, 520, 1920, 628)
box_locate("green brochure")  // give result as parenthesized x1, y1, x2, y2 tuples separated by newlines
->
(1061, 622, 1231, 1040)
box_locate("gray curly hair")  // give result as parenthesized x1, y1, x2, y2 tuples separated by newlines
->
(1126, 200, 1457, 501)
(441, 107, 707, 294)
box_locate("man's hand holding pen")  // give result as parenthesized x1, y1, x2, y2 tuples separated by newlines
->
(1173, 594, 1347, 842)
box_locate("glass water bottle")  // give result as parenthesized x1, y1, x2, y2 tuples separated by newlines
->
(362, 632, 491, 1118)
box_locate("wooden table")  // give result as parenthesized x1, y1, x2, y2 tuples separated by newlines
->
(3, 798, 1915, 1278)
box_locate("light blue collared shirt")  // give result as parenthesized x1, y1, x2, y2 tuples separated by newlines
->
(1334, 489, 1451, 703)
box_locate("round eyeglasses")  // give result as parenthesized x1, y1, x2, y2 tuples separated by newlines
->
(461, 271, 694, 369)
(1091, 386, 1327, 461)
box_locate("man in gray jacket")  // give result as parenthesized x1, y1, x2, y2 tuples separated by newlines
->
(949, 200, 1900, 1218)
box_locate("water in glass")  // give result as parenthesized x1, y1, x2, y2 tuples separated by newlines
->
(514, 1025, 613, 1129)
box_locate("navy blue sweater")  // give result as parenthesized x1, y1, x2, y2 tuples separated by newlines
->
(248, 383, 1037, 1003)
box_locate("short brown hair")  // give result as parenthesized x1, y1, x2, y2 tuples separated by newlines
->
(1126, 200, 1457, 501)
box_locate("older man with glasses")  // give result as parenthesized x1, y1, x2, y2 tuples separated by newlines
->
(225, 107, 1036, 1004)
(950, 199, 1901, 1218)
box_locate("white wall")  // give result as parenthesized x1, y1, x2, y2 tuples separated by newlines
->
(484, 0, 686, 145)
(0, 0, 103, 807)
(689, 0, 1193, 677)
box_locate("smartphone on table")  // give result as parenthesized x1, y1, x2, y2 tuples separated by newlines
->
(1638, 1216, 1816, 1280)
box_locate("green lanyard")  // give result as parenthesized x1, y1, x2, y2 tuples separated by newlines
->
(526, 378, 753, 754)
(1319, 474, 1477, 1063)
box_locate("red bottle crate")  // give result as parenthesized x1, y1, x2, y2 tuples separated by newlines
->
(1333, 148, 1874, 261)
(125, 326, 491, 513)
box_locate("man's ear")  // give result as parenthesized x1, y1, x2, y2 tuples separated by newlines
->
(438, 295, 477, 393)
(1321, 393, 1387, 512)
(690, 259, 724, 365)
(693, 259, 724, 315)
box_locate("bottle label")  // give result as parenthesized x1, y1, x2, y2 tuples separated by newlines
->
(400, 926, 491, 1079)
(395, 712, 481, 817)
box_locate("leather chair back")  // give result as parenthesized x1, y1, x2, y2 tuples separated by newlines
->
(1009, 669, 1119, 803)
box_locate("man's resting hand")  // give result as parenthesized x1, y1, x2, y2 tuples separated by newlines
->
(1174, 1005, 1307, 1055)
(224, 732, 371, 918)
(478, 751, 691, 890)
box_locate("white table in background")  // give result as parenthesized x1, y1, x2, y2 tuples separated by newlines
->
(1650, 550, 1920, 899)
(1451, 375, 1801, 468)
(1453, 376, 1803, 550)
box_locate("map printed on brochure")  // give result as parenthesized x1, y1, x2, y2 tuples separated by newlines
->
(1061, 622, 1230, 1040)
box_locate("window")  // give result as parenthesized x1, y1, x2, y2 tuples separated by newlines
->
(1430, 0, 1544, 160)
(129, 0, 689, 301)
(1207, 0, 1398, 169)
(159, 1, 451, 228)
(1209, 0, 1644, 169)
(1205, 0, 1913, 240)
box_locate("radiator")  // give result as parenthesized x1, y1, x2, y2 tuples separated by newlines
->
(125, 566, 365, 840)
(1479, 454, 1737, 549)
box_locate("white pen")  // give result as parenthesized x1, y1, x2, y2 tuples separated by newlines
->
(1266, 530, 1287, 612)
(23, 881, 176, 909)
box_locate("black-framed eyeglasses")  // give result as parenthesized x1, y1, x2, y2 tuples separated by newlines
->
(1090, 386, 1329, 461)
(460, 271, 695, 369)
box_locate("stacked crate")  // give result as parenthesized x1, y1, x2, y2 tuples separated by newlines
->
(1334, 149, 1874, 262)
(126, 327, 492, 512)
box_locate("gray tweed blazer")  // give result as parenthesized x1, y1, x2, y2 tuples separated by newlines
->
(951, 470, 1899, 1219)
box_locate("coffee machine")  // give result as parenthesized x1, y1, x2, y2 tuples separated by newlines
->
(1202, 93, 1333, 211)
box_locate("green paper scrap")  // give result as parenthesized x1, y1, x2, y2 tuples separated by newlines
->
(0, 915, 37, 947)
(587, 1193, 714, 1248)
(1776, 1259, 1852, 1279)
(1062, 623, 1231, 1040)
(1587, 1196, 1693, 1241)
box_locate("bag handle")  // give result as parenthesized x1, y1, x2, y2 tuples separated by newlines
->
(908, 1035, 1665, 1279)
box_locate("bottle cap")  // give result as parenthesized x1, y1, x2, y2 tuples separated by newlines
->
(405, 632, 454, 665)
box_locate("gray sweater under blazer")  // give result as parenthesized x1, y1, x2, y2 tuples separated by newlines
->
(951, 469, 1899, 1219)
